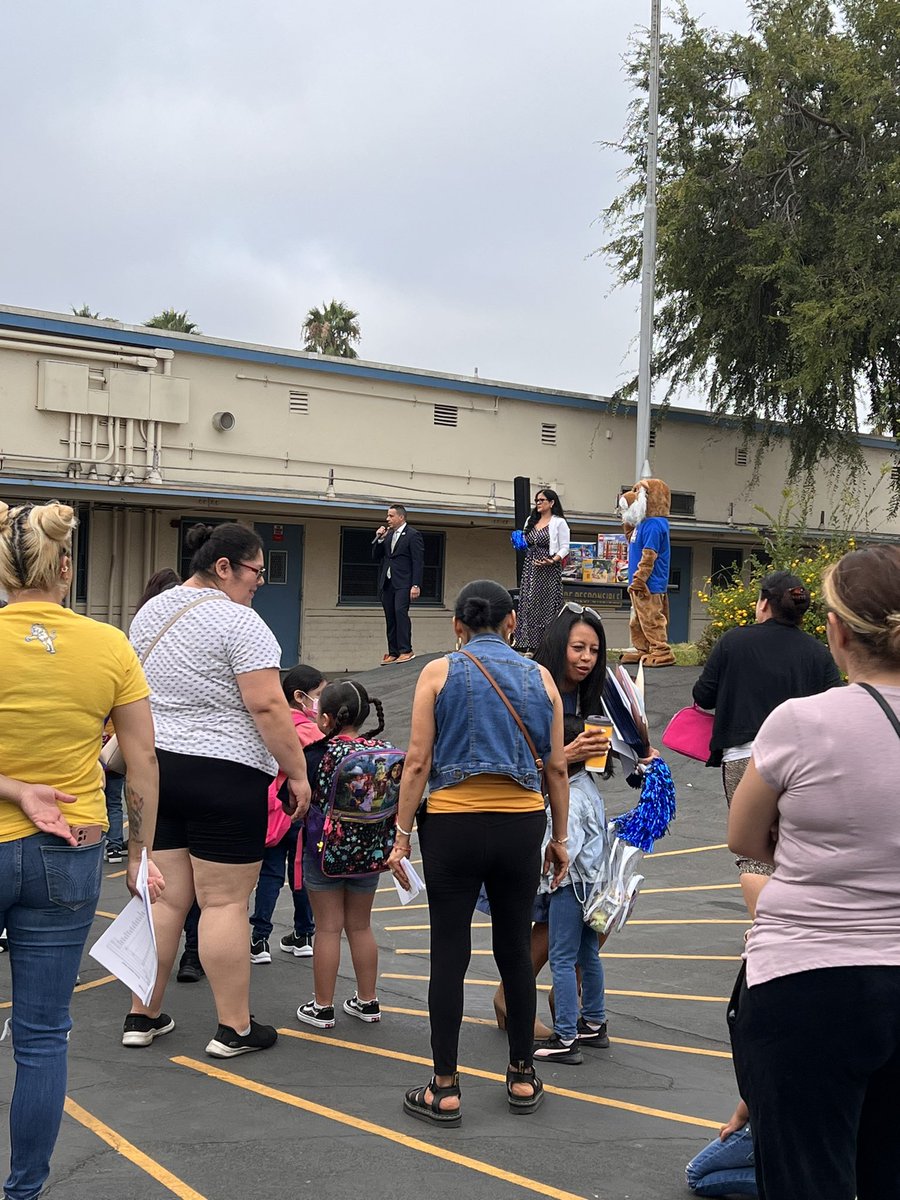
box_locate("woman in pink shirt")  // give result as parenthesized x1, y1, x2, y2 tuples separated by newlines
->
(728, 544, 900, 1200)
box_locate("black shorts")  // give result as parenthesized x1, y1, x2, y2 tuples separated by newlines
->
(153, 748, 271, 864)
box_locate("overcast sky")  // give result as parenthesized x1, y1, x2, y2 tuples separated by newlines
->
(0, 0, 751, 397)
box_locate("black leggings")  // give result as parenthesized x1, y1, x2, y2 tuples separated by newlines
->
(419, 810, 545, 1075)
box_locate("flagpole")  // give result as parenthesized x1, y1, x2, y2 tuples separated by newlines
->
(635, 0, 661, 483)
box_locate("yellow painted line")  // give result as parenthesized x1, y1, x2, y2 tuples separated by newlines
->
(385, 918, 748, 931)
(174, 1055, 592, 1199)
(385, 921, 489, 931)
(647, 843, 728, 858)
(372, 902, 429, 913)
(96, 910, 119, 920)
(106, 869, 127, 879)
(381, 973, 729, 1003)
(394, 949, 740, 962)
(64, 1097, 209, 1199)
(1, 973, 116, 1011)
(380, 1004, 733, 1059)
(275, 1027, 722, 1131)
(641, 883, 740, 894)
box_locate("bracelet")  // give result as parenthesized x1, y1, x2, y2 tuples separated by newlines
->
(550, 835, 569, 845)
(396, 825, 413, 838)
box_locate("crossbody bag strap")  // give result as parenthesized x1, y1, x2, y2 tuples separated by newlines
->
(458, 649, 544, 771)
(138, 593, 225, 666)
(857, 682, 900, 739)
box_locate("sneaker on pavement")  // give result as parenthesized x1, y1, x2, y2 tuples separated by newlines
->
(205, 1018, 277, 1058)
(296, 999, 336, 1028)
(577, 1017, 610, 1048)
(105, 845, 124, 864)
(249, 938, 271, 964)
(122, 1013, 175, 1048)
(343, 994, 381, 1023)
(176, 949, 205, 983)
(533, 1034, 583, 1065)
(280, 931, 314, 958)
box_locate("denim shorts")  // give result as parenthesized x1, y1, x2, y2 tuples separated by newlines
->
(302, 848, 381, 893)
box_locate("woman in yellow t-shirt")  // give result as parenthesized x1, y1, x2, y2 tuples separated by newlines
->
(0, 500, 162, 1200)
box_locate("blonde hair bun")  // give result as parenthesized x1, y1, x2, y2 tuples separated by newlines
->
(28, 503, 77, 542)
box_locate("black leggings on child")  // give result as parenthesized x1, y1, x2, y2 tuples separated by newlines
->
(419, 809, 545, 1075)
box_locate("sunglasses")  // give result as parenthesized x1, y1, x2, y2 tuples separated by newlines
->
(558, 601, 602, 623)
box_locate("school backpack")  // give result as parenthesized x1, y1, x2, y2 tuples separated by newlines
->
(308, 738, 405, 878)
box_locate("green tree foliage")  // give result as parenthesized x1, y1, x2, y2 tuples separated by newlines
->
(301, 300, 361, 358)
(602, 0, 900, 481)
(144, 309, 201, 333)
(71, 304, 100, 319)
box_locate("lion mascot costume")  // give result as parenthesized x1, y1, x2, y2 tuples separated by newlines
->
(618, 478, 675, 667)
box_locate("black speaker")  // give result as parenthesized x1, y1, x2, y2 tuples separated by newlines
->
(513, 476, 531, 586)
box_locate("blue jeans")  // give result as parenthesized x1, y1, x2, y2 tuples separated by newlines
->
(685, 1125, 757, 1196)
(0, 833, 103, 1200)
(250, 825, 315, 939)
(103, 772, 124, 849)
(547, 882, 605, 1041)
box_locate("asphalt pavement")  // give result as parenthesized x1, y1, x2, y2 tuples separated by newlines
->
(0, 661, 748, 1200)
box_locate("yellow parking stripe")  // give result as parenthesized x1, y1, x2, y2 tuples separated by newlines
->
(381, 972, 729, 1003)
(384, 919, 748, 931)
(1, 973, 116, 1011)
(641, 883, 740, 894)
(174, 1056, 592, 1200)
(393, 949, 740, 962)
(64, 1097, 209, 1199)
(647, 843, 728, 857)
(274, 1027, 723, 1130)
(378, 1005, 733, 1060)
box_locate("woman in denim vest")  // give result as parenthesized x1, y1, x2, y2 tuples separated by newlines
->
(388, 580, 569, 1125)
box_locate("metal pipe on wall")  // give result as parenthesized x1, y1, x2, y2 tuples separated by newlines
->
(0, 326, 174, 363)
(123, 418, 135, 484)
(0, 337, 158, 369)
(88, 416, 99, 478)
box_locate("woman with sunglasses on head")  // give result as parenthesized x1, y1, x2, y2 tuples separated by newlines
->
(513, 488, 570, 654)
(124, 522, 311, 1058)
(494, 603, 614, 1035)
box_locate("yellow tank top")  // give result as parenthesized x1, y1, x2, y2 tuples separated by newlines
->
(427, 773, 544, 814)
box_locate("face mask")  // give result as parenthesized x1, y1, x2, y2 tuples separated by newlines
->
(304, 696, 319, 716)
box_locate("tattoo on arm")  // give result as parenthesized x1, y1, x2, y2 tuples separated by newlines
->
(125, 783, 144, 844)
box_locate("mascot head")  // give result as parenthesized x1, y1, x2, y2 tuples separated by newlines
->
(619, 478, 671, 532)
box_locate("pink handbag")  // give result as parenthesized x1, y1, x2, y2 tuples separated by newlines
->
(661, 705, 714, 762)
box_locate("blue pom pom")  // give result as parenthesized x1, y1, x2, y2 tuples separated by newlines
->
(511, 530, 528, 551)
(612, 758, 676, 853)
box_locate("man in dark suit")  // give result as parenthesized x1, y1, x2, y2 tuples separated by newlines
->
(372, 504, 425, 664)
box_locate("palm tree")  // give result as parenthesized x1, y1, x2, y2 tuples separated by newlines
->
(144, 309, 201, 334)
(71, 304, 100, 319)
(301, 300, 361, 358)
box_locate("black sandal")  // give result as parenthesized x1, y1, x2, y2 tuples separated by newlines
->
(506, 1061, 544, 1115)
(403, 1074, 462, 1126)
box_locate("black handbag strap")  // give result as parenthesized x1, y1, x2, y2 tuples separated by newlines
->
(857, 682, 900, 739)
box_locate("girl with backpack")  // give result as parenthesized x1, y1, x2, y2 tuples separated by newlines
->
(294, 680, 401, 1029)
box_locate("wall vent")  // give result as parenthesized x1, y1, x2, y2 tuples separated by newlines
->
(289, 390, 309, 414)
(670, 491, 696, 517)
(541, 423, 557, 446)
(891, 463, 900, 487)
(433, 404, 458, 428)
(735, 447, 748, 466)
(648, 429, 657, 448)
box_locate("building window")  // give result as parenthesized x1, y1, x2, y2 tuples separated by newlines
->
(711, 546, 744, 588)
(339, 527, 445, 605)
(433, 404, 458, 428)
(289, 390, 309, 414)
(541, 423, 557, 446)
(670, 491, 696, 517)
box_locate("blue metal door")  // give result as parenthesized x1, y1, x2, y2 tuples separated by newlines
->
(667, 545, 693, 644)
(253, 522, 304, 667)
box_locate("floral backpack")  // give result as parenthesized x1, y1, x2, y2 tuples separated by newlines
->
(306, 737, 405, 878)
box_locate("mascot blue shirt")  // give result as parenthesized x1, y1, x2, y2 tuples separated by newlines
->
(628, 517, 671, 594)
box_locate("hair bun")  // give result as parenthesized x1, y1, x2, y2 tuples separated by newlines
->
(183, 522, 216, 553)
(461, 596, 492, 625)
(29, 502, 76, 542)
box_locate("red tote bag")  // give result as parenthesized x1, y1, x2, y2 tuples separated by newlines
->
(661, 705, 714, 762)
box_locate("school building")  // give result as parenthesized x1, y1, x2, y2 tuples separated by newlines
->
(0, 304, 896, 668)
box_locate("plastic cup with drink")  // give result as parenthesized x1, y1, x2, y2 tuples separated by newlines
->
(584, 713, 613, 772)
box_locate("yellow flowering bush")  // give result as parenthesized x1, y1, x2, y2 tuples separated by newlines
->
(696, 493, 857, 661)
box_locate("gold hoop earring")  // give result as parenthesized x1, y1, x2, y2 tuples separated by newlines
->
(455, 636, 462, 652)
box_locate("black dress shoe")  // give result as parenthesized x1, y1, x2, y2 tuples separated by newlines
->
(176, 949, 204, 983)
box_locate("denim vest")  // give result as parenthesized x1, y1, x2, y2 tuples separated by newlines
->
(430, 633, 553, 793)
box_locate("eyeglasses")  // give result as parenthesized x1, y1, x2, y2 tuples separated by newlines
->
(559, 601, 602, 623)
(237, 562, 266, 582)
(534, 496, 548, 503)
